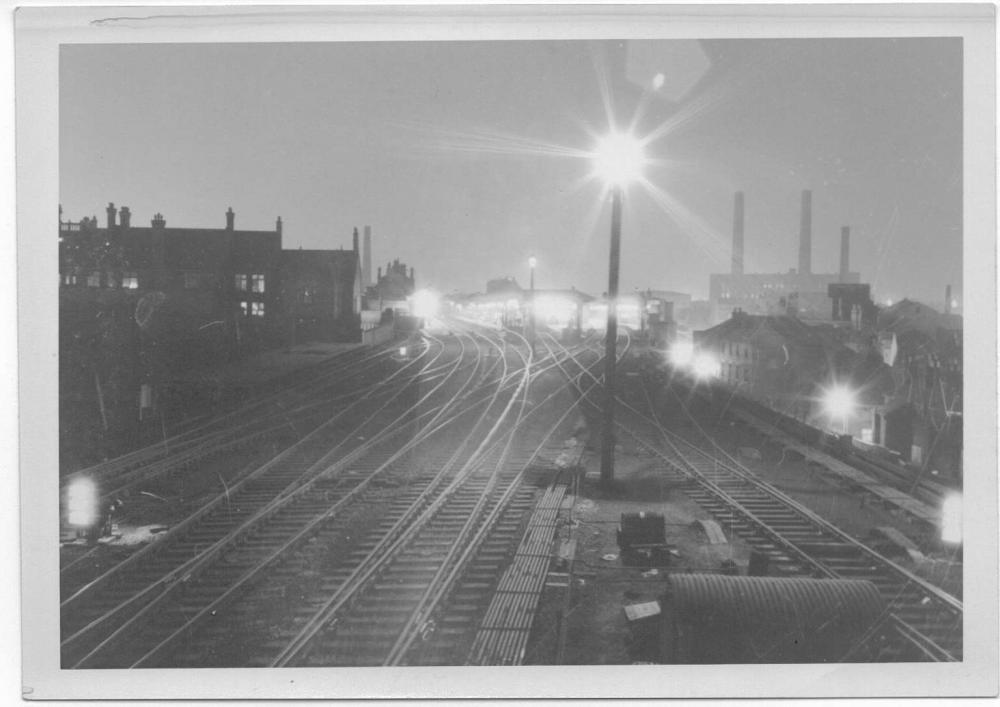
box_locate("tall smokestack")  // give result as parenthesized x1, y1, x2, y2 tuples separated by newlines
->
(352, 226, 359, 254)
(732, 191, 744, 275)
(945, 284, 952, 314)
(798, 190, 812, 275)
(363, 226, 372, 288)
(839, 226, 850, 282)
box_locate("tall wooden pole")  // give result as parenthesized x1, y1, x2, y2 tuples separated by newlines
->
(600, 186, 623, 485)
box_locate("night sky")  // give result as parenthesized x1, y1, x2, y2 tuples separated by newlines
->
(59, 38, 962, 305)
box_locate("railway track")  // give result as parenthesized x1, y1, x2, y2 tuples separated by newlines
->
(60, 329, 493, 667)
(556, 339, 962, 662)
(61, 322, 595, 668)
(60, 338, 434, 504)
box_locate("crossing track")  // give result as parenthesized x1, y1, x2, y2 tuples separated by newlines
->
(61, 327, 487, 667)
(551, 338, 962, 662)
(60, 339, 430, 505)
(60, 320, 600, 668)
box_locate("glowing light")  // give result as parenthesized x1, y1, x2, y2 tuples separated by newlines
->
(886, 298, 894, 306)
(668, 340, 694, 367)
(692, 352, 720, 380)
(822, 385, 856, 420)
(951, 299, 959, 309)
(652, 73, 666, 90)
(535, 294, 577, 329)
(528, 256, 537, 269)
(591, 132, 645, 187)
(399, 346, 408, 358)
(410, 289, 440, 319)
(67, 477, 98, 527)
(941, 492, 962, 544)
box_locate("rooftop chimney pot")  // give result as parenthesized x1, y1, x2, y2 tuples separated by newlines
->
(798, 190, 812, 276)
(106, 202, 117, 229)
(225, 207, 235, 230)
(119, 206, 131, 229)
(732, 191, 745, 275)
(839, 226, 850, 282)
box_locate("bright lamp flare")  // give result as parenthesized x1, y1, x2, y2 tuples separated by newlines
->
(823, 385, 856, 419)
(592, 132, 645, 187)
(692, 352, 720, 380)
(410, 289, 440, 319)
(941, 493, 962, 544)
(668, 340, 694, 367)
(528, 256, 537, 269)
(67, 477, 98, 528)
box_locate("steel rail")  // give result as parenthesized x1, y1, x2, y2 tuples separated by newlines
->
(64, 329, 505, 667)
(61, 333, 454, 611)
(267, 328, 532, 666)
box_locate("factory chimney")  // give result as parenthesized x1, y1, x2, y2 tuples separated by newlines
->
(225, 207, 235, 230)
(798, 190, 812, 275)
(352, 227, 359, 255)
(106, 202, 117, 229)
(732, 191, 744, 275)
(363, 226, 372, 288)
(945, 284, 952, 314)
(839, 226, 850, 282)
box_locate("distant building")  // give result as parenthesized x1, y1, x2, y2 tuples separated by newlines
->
(366, 258, 416, 314)
(694, 311, 843, 420)
(709, 191, 861, 325)
(59, 203, 363, 464)
(871, 298, 962, 475)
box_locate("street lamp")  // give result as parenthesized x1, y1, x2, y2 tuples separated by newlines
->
(592, 131, 645, 486)
(822, 384, 856, 435)
(528, 256, 537, 357)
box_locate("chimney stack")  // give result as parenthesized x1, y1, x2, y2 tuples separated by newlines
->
(377, 266, 382, 282)
(106, 202, 117, 229)
(839, 226, 850, 282)
(225, 207, 235, 230)
(945, 284, 952, 314)
(352, 227, 359, 254)
(409, 267, 414, 282)
(798, 190, 812, 275)
(363, 226, 372, 289)
(119, 206, 131, 229)
(151, 213, 166, 228)
(276, 216, 283, 235)
(732, 191, 745, 275)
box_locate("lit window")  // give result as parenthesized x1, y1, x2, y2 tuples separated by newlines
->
(87, 272, 101, 287)
(62, 273, 77, 286)
(234, 274, 248, 291)
(240, 301, 249, 316)
(301, 289, 313, 304)
(251, 274, 265, 293)
(122, 272, 138, 289)
(251, 301, 265, 318)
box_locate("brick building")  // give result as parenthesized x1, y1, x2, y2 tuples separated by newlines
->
(59, 203, 362, 465)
